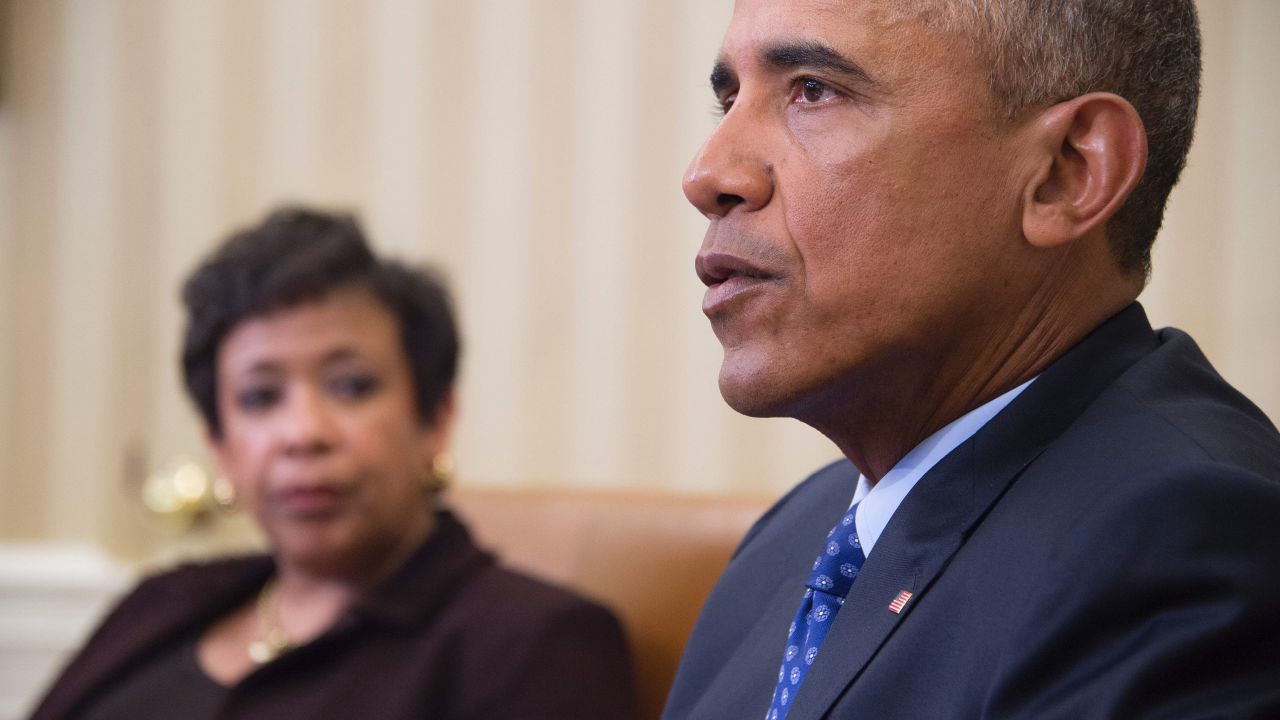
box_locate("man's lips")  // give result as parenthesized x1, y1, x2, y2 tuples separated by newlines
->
(695, 251, 774, 286)
(696, 251, 778, 314)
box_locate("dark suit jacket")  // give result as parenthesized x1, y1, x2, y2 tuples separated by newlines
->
(31, 510, 637, 720)
(663, 304, 1280, 719)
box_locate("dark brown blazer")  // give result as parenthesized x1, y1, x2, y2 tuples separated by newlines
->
(30, 510, 637, 720)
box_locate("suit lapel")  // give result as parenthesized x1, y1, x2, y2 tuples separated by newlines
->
(684, 574, 816, 718)
(784, 441, 977, 720)
(786, 304, 1159, 720)
(671, 463, 858, 720)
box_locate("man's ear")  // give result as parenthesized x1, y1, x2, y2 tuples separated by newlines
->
(1021, 92, 1147, 249)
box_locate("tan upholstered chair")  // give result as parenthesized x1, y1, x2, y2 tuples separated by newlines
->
(447, 487, 773, 720)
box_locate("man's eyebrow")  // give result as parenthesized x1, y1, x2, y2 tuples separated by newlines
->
(761, 41, 878, 88)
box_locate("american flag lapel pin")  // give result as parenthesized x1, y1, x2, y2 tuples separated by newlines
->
(888, 590, 913, 614)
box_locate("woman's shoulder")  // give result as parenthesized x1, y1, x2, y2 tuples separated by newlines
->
(466, 561, 614, 618)
(387, 509, 624, 637)
(426, 559, 636, 718)
(26, 554, 273, 720)
(428, 511, 617, 623)
(110, 553, 273, 616)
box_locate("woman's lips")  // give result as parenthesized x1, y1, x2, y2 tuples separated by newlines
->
(275, 484, 351, 517)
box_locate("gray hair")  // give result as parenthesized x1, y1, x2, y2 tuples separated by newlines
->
(920, 0, 1201, 277)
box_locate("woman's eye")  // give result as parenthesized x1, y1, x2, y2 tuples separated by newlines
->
(237, 386, 280, 412)
(796, 78, 836, 104)
(329, 374, 380, 400)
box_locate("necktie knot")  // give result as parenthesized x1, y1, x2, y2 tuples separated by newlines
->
(804, 507, 864, 597)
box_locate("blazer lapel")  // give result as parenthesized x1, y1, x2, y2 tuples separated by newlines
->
(786, 304, 1160, 720)
(31, 558, 271, 720)
(784, 442, 977, 720)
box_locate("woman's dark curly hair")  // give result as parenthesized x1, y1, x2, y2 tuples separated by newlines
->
(181, 206, 459, 438)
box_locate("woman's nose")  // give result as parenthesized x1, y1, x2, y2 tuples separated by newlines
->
(279, 387, 337, 456)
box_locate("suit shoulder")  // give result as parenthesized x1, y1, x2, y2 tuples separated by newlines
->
(734, 458, 857, 555)
(1057, 327, 1280, 482)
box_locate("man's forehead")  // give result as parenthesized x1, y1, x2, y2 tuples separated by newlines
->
(717, 0, 973, 83)
(725, 0, 863, 43)
(719, 0, 938, 63)
(726, 0, 938, 29)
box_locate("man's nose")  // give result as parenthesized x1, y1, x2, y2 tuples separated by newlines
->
(280, 387, 336, 456)
(682, 107, 773, 218)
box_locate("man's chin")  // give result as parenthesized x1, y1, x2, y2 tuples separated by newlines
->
(716, 345, 849, 421)
(718, 364, 796, 419)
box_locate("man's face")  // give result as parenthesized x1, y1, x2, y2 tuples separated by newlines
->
(686, 0, 1031, 419)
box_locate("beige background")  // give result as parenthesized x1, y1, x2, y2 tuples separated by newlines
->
(0, 0, 1277, 564)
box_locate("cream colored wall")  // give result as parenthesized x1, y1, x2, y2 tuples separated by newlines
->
(0, 0, 1277, 563)
(1145, 0, 1280, 423)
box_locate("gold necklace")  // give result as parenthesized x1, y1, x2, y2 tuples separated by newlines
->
(248, 578, 295, 664)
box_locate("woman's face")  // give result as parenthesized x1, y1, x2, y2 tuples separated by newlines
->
(208, 286, 448, 579)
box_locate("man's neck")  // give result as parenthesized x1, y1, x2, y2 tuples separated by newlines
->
(802, 281, 1139, 484)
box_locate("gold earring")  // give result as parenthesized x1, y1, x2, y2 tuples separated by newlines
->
(425, 453, 454, 493)
(212, 475, 238, 512)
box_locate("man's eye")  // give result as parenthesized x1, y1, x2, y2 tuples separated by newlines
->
(329, 374, 380, 400)
(796, 78, 836, 104)
(716, 93, 737, 116)
(237, 386, 280, 411)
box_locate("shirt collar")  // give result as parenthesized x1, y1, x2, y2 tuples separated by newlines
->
(851, 377, 1035, 556)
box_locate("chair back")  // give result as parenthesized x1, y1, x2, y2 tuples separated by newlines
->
(447, 487, 772, 720)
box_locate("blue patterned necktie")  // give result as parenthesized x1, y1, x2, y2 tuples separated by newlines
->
(764, 503, 866, 720)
